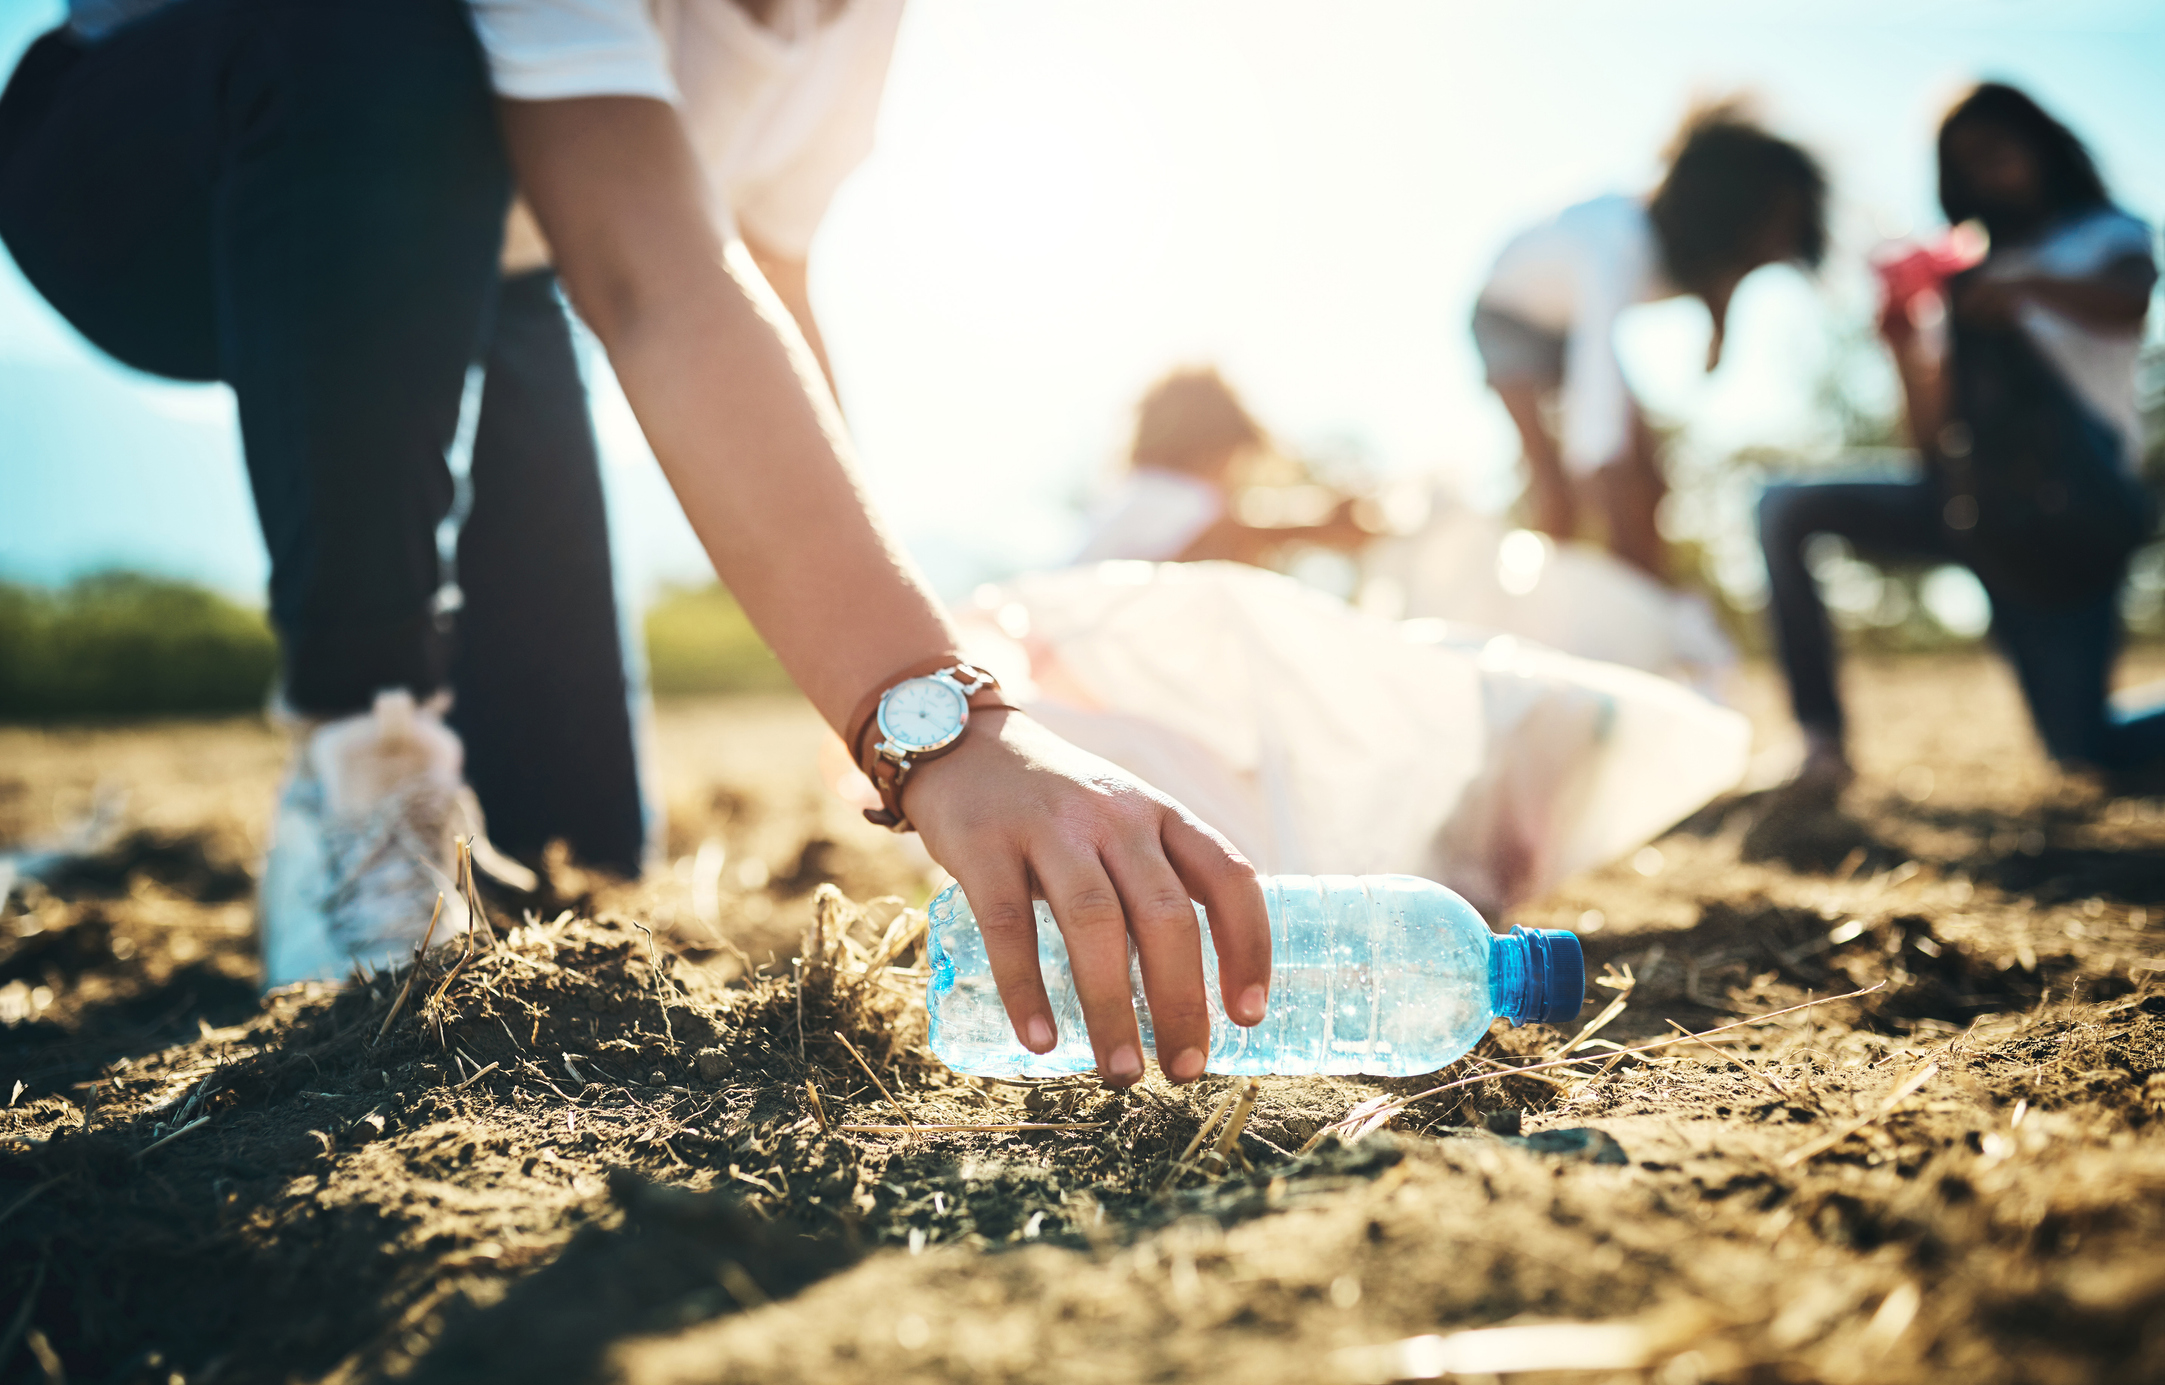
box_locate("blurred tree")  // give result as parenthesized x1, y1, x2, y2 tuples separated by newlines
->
(641, 583, 792, 696)
(0, 573, 278, 719)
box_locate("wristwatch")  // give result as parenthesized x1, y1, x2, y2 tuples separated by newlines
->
(847, 659, 1013, 831)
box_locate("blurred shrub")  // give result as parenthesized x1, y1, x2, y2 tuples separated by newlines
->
(642, 582, 792, 696)
(0, 573, 278, 719)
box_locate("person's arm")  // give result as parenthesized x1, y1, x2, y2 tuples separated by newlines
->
(742, 234, 835, 393)
(1879, 293, 1948, 455)
(1955, 254, 2155, 332)
(1494, 382, 1575, 541)
(499, 96, 1270, 1083)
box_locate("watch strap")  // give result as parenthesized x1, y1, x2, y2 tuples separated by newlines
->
(845, 656, 1015, 832)
(845, 654, 967, 772)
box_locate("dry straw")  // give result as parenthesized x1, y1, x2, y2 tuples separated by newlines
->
(1299, 982, 1886, 1153)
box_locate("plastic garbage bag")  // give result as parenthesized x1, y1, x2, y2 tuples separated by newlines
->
(956, 561, 1749, 916)
(1359, 494, 1737, 700)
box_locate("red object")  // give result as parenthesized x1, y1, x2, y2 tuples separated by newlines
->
(1872, 229, 1986, 332)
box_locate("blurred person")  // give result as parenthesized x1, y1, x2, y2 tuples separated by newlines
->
(1074, 367, 1369, 567)
(0, 0, 1274, 1086)
(1759, 83, 2160, 797)
(1473, 103, 1828, 581)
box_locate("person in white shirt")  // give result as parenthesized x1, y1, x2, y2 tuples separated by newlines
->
(1074, 367, 1366, 567)
(0, 0, 1273, 1087)
(1472, 106, 1828, 580)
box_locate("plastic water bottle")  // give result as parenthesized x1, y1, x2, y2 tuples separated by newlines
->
(925, 874, 1585, 1078)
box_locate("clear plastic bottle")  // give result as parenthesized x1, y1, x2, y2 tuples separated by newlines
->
(925, 874, 1585, 1078)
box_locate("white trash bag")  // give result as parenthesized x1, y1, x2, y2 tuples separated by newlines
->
(956, 561, 1749, 917)
(1360, 495, 1737, 702)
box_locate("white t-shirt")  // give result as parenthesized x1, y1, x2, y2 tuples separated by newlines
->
(1073, 469, 1226, 565)
(1476, 193, 1678, 476)
(1984, 205, 2157, 470)
(470, 0, 905, 260)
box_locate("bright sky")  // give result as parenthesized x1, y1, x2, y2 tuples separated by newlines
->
(3, 0, 2163, 602)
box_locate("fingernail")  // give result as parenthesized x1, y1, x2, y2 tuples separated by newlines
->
(1168, 1047, 1206, 1082)
(1025, 1015, 1056, 1052)
(1106, 1045, 1143, 1086)
(1237, 985, 1269, 1024)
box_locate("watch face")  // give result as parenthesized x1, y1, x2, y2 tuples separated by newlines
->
(878, 676, 968, 753)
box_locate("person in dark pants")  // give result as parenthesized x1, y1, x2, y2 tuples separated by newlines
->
(0, 0, 645, 983)
(1760, 83, 2160, 798)
(0, 0, 1282, 1098)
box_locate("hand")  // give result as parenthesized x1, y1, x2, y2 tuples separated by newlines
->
(904, 710, 1271, 1086)
(1876, 295, 1918, 349)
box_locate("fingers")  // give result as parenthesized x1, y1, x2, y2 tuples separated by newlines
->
(948, 859, 1058, 1056)
(1161, 808, 1271, 1028)
(1100, 836, 1210, 1083)
(1029, 847, 1146, 1087)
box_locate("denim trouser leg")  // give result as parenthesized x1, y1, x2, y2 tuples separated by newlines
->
(1989, 591, 2118, 766)
(1760, 478, 2165, 776)
(451, 271, 646, 875)
(0, 1, 648, 864)
(1993, 586, 2165, 773)
(1757, 479, 1947, 741)
(0, 0, 509, 714)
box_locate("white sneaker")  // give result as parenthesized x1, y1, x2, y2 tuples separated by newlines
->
(259, 691, 476, 989)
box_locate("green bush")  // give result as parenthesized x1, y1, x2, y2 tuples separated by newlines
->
(642, 582, 793, 696)
(0, 573, 279, 719)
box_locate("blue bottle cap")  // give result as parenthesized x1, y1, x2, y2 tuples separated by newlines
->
(1523, 927, 1585, 1026)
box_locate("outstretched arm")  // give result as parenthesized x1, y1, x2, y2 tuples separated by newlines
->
(742, 234, 835, 393)
(1956, 253, 2155, 333)
(497, 96, 1269, 1083)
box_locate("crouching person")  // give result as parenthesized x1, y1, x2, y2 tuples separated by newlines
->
(0, 0, 1271, 1086)
(1760, 83, 2161, 798)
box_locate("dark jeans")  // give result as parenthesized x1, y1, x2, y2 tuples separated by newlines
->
(1759, 477, 2165, 774)
(0, 0, 646, 873)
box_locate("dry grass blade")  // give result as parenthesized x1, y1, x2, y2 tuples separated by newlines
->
(1563, 1046, 1635, 1105)
(834, 1122, 1107, 1134)
(808, 884, 836, 965)
(832, 1028, 917, 1142)
(1212, 1079, 1262, 1167)
(862, 909, 929, 986)
(375, 892, 446, 1043)
(457, 837, 497, 945)
(1463, 1055, 1569, 1090)
(452, 1060, 500, 1091)
(1779, 1061, 1938, 1168)
(1550, 986, 1632, 1059)
(793, 959, 805, 1063)
(1299, 982, 1887, 1153)
(1664, 1019, 1794, 1100)
(1160, 1086, 1242, 1191)
(135, 1114, 211, 1159)
(423, 892, 485, 1017)
(804, 1078, 831, 1132)
(1176, 1088, 1240, 1165)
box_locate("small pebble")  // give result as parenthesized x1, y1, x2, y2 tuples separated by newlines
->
(695, 1048, 732, 1081)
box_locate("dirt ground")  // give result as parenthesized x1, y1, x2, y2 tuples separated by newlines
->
(4, 655, 2163, 1385)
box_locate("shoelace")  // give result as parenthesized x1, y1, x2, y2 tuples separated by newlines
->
(322, 782, 458, 953)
